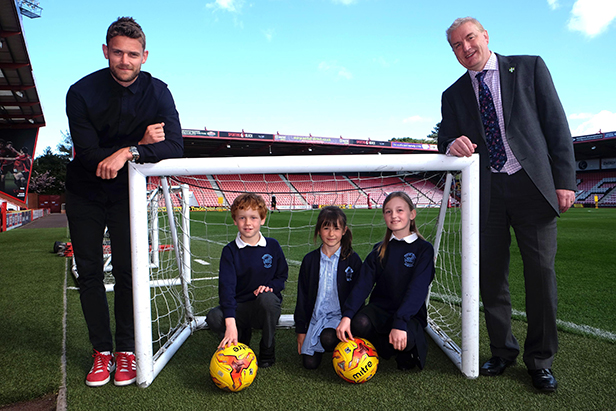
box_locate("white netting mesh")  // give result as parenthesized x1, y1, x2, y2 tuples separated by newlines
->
(144, 171, 463, 361)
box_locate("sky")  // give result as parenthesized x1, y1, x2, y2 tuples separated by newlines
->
(19, 0, 616, 158)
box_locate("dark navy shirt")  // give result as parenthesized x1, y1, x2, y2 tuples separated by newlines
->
(294, 247, 363, 334)
(342, 235, 435, 331)
(66, 68, 183, 201)
(218, 236, 289, 318)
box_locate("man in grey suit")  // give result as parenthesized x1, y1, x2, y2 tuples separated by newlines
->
(438, 17, 576, 392)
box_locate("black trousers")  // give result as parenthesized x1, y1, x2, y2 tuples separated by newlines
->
(66, 190, 134, 353)
(351, 303, 428, 369)
(481, 170, 558, 370)
(207, 292, 281, 353)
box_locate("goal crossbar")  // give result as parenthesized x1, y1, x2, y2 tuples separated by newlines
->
(128, 153, 480, 387)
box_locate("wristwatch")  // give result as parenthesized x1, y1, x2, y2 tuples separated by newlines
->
(129, 146, 140, 162)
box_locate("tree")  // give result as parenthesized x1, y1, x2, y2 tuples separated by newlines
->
(389, 122, 440, 144)
(390, 137, 432, 144)
(426, 122, 440, 142)
(29, 170, 59, 194)
(29, 131, 73, 195)
(31, 146, 69, 195)
(57, 130, 73, 162)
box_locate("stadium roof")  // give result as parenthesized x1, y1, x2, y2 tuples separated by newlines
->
(182, 129, 438, 158)
(572, 131, 616, 160)
(183, 129, 616, 160)
(0, 0, 45, 130)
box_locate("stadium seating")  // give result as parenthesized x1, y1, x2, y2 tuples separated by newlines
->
(146, 173, 460, 210)
(215, 174, 304, 208)
(286, 174, 366, 207)
(575, 171, 616, 206)
(154, 169, 616, 209)
(176, 175, 222, 206)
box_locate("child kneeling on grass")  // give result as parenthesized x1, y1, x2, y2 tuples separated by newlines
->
(294, 206, 363, 369)
(336, 191, 435, 370)
(206, 193, 288, 367)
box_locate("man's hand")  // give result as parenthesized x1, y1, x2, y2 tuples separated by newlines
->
(556, 189, 575, 213)
(96, 147, 132, 180)
(139, 122, 166, 145)
(449, 135, 477, 157)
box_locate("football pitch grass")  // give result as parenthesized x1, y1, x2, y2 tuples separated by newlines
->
(0, 208, 615, 410)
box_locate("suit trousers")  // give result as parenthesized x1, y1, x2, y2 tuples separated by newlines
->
(66, 190, 134, 353)
(480, 170, 558, 370)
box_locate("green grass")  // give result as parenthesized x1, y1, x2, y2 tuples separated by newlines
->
(508, 208, 616, 335)
(1, 208, 615, 410)
(0, 227, 68, 407)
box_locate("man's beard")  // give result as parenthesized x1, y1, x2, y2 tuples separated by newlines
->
(110, 66, 140, 85)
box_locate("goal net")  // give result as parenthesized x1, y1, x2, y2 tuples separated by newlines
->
(128, 154, 479, 387)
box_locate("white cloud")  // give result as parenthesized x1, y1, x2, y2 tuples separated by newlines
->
(263, 28, 274, 42)
(570, 110, 616, 136)
(403, 115, 428, 124)
(206, 0, 244, 13)
(205, 0, 245, 28)
(337, 67, 353, 80)
(567, 0, 616, 37)
(332, 0, 358, 5)
(569, 112, 594, 120)
(318, 61, 353, 80)
(547, 0, 560, 10)
(372, 56, 399, 68)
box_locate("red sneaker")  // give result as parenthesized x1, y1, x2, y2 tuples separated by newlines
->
(114, 352, 136, 386)
(86, 351, 115, 387)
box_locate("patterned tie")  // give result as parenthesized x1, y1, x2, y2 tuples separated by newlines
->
(476, 71, 507, 171)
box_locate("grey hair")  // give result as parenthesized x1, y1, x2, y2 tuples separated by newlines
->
(446, 17, 485, 46)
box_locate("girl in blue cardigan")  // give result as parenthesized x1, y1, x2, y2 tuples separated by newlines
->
(336, 192, 435, 370)
(294, 206, 362, 369)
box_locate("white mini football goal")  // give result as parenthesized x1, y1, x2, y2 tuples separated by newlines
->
(128, 153, 480, 387)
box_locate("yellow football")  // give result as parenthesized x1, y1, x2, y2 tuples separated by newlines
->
(332, 337, 379, 384)
(209, 343, 258, 392)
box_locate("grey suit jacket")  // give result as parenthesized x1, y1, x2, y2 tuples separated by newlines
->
(438, 54, 576, 222)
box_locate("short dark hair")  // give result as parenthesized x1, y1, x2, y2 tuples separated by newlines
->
(106, 17, 146, 49)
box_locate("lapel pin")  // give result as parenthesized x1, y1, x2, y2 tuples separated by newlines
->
(509, 67, 515, 73)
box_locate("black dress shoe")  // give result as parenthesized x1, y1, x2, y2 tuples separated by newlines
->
(396, 351, 417, 371)
(480, 356, 515, 376)
(258, 342, 275, 368)
(528, 368, 557, 392)
(258, 358, 275, 368)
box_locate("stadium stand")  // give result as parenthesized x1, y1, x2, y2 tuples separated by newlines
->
(161, 172, 450, 210)
(575, 171, 616, 206)
(286, 174, 365, 207)
(176, 175, 222, 207)
(214, 174, 304, 208)
(145, 169, 616, 210)
(127, 130, 616, 212)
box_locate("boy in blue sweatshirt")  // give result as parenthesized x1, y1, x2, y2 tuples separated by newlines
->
(206, 193, 288, 367)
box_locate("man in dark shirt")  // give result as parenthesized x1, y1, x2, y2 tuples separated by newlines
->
(65, 17, 183, 387)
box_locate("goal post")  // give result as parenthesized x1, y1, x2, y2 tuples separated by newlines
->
(128, 153, 480, 387)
